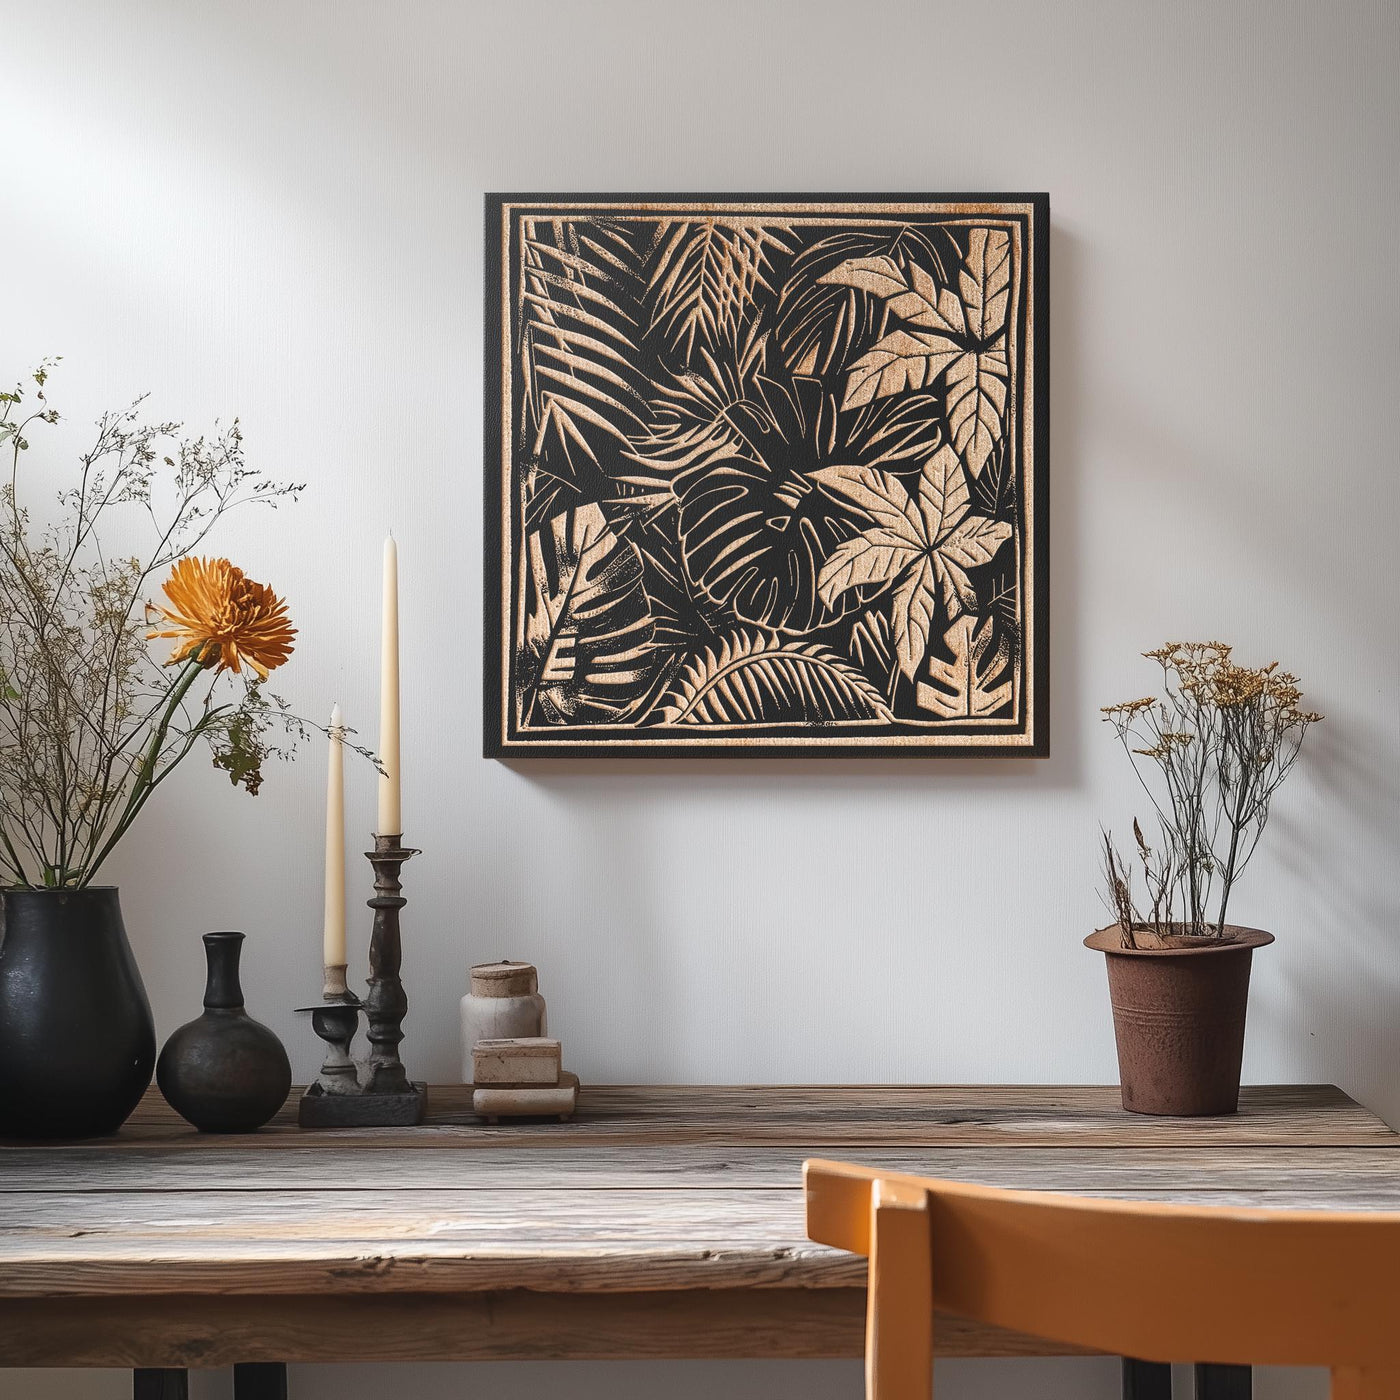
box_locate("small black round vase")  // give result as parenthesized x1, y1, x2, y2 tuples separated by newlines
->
(157, 931, 291, 1133)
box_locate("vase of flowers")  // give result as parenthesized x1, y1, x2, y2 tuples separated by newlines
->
(1091, 642, 1321, 1116)
(0, 364, 304, 1138)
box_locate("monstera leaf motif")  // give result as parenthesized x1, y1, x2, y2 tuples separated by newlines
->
(819, 228, 1012, 477)
(673, 373, 869, 636)
(521, 504, 662, 724)
(657, 631, 892, 726)
(916, 614, 1013, 718)
(677, 456, 863, 636)
(812, 445, 1012, 680)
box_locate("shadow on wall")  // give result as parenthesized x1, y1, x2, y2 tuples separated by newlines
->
(498, 225, 1086, 798)
(1263, 714, 1400, 1126)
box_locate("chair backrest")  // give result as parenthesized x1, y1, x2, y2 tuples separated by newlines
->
(804, 1158, 1400, 1400)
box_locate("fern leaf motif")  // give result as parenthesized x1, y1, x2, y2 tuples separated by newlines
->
(658, 632, 893, 727)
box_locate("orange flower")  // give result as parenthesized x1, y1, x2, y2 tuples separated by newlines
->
(147, 557, 295, 680)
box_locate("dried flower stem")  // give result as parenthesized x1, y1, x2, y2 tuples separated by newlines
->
(1100, 642, 1320, 945)
(0, 364, 318, 888)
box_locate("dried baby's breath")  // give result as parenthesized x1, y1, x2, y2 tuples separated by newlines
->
(0, 363, 310, 888)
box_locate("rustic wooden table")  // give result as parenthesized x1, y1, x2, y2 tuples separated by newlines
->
(0, 1084, 1395, 1383)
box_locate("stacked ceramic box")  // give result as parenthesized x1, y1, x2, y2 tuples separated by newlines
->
(460, 961, 578, 1121)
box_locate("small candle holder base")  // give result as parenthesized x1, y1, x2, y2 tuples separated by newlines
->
(298, 1078, 427, 1128)
(296, 832, 427, 1129)
(304, 991, 362, 1095)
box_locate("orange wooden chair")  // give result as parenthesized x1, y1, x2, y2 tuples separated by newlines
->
(804, 1158, 1400, 1400)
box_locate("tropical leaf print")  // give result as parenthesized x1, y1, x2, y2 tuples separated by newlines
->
(520, 222, 650, 456)
(916, 614, 1014, 719)
(646, 221, 794, 362)
(497, 201, 1037, 749)
(812, 445, 1012, 679)
(518, 219, 654, 528)
(677, 457, 862, 634)
(672, 370, 870, 636)
(657, 632, 893, 725)
(847, 607, 894, 674)
(958, 228, 1013, 338)
(521, 504, 664, 724)
(829, 327, 965, 407)
(773, 225, 957, 379)
(945, 339, 1008, 481)
(820, 228, 1013, 476)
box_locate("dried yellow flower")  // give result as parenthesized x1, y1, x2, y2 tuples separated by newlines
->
(1101, 640, 1321, 940)
(1102, 697, 1156, 719)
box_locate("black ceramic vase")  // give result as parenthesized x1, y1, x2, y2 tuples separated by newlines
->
(157, 931, 291, 1133)
(0, 887, 156, 1139)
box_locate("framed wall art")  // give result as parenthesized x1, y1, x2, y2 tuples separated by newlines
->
(484, 193, 1048, 758)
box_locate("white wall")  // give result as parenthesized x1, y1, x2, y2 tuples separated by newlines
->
(2, 1, 1397, 1397)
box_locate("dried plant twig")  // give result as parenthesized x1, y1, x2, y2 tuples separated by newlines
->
(0, 364, 373, 888)
(1100, 642, 1320, 947)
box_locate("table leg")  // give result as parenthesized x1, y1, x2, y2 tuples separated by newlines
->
(234, 1361, 289, 1399)
(1122, 1358, 1172, 1398)
(1196, 1364, 1251, 1399)
(133, 1371, 188, 1400)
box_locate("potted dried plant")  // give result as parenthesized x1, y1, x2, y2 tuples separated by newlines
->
(0, 364, 307, 1138)
(1090, 642, 1321, 1116)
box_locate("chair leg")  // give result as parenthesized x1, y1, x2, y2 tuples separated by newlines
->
(1196, 1364, 1250, 1399)
(133, 1371, 188, 1400)
(865, 1178, 933, 1400)
(1122, 1359, 1171, 1398)
(234, 1362, 288, 1400)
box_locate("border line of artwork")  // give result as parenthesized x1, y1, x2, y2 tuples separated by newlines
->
(484, 193, 1050, 760)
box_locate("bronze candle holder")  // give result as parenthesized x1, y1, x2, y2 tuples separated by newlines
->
(298, 834, 427, 1128)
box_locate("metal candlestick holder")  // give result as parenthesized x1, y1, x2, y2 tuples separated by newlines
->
(297, 834, 427, 1128)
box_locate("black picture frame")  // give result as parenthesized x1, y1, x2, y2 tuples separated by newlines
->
(485, 193, 1049, 759)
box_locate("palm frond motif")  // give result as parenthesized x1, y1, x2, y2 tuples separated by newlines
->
(518, 219, 653, 526)
(656, 631, 893, 726)
(491, 197, 1044, 754)
(618, 326, 771, 509)
(646, 221, 795, 363)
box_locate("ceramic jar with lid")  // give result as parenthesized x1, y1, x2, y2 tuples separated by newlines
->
(460, 961, 547, 1082)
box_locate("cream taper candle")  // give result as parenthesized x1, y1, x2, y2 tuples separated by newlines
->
(323, 703, 346, 971)
(377, 535, 401, 836)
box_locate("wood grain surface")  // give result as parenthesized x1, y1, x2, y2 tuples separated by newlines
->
(112, 1082, 1397, 1148)
(0, 1084, 1393, 1367)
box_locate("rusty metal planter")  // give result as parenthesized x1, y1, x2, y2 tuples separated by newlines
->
(1085, 924, 1275, 1117)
